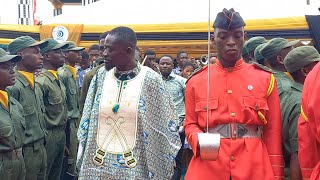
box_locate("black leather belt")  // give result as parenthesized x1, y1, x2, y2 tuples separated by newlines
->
(207, 123, 262, 139)
(47, 125, 65, 131)
(24, 138, 45, 150)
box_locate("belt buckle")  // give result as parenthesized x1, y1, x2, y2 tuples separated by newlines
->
(230, 123, 237, 139)
(231, 124, 249, 139)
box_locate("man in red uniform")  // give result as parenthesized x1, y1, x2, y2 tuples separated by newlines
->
(298, 53, 320, 180)
(184, 8, 284, 180)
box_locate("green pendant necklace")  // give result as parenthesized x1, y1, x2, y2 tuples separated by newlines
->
(112, 80, 127, 113)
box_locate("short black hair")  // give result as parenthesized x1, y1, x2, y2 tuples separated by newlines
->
(177, 50, 187, 58)
(183, 61, 195, 70)
(81, 51, 89, 60)
(99, 31, 109, 41)
(89, 44, 99, 51)
(144, 49, 156, 58)
(159, 55, 174, 63)
(109, 26, 137, 48)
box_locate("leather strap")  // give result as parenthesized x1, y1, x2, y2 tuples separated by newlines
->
(207, 123, 262, 139)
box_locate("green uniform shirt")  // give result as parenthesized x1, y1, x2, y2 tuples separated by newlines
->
(162, 72, 186, 122)
(280, 81, 302, 166)
(35, 69, 67, 129)
(273, 71, 293, 99)
(0, 96, 25, 152)
(252, 64, 295, 167)
(270, 71, 295, 180)
(58, 65, 80, 120)
(274, 72, 293, 162)
(6, 71, 47, 145)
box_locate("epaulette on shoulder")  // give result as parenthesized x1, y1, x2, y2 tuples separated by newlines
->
(57, 66, 67, 76)
(186, 66, 207, 83)
(251, 61, 274, 73)
(35, 73, 46, 84)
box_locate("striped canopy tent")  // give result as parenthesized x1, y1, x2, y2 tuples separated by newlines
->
(0, 0, 319, 58)
(0, 16, 314, 58)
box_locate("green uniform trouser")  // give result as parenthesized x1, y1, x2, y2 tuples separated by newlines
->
(23, 139, 47, 180)
(0, 151, 26, 180)
(66, 118, 78, 175)
(45, 127, 66, 180)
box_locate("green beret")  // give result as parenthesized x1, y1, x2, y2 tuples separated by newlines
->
(40, 38, 69, 54)
(8, 36, 48, 55)
(213, 8, 245, 30)
(254, 43, 267, 63)
(0, 48, 21, 63)
(242, 41, 249, 55)
(284, 46, 320, 73)
(63, 41, 85, 52)
(260, 38, 299, 59)
(0, 44, 8, 51)
(244, 36, 267, 55)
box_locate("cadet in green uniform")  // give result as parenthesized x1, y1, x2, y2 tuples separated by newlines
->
(6, 36, 48, 180)
(254, 43, 267, 66)
(35, 39, 68, 180)
(242, 41, 250, 61)
(242, 36, 267, 62)
(259, 37, 298, 179)
(259, 37, 298, 97)
(282, 46, 320, 180)
(58, 41, 84, 177)
(0, 48, 25, 180)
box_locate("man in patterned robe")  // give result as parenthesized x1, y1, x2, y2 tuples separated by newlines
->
(77, 26, 181, 179)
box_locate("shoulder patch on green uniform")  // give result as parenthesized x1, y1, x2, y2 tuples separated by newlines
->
(5, 86, 17, 99)
(35, 73, 47, 85)
(186, 66, 207, 83)
(57, 67, 68, 77)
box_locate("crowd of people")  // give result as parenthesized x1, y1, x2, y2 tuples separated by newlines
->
(0, 8, 319, 180)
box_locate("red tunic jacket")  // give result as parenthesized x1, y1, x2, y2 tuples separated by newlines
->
(184, 59, 284, 180)
(298, 62, 320, 180)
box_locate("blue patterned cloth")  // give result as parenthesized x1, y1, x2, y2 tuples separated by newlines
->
(77, 66, 181, 179)
(162, 72, 186, 125)
(77, 67, 91, 89)
(172, 66, 182, 75)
